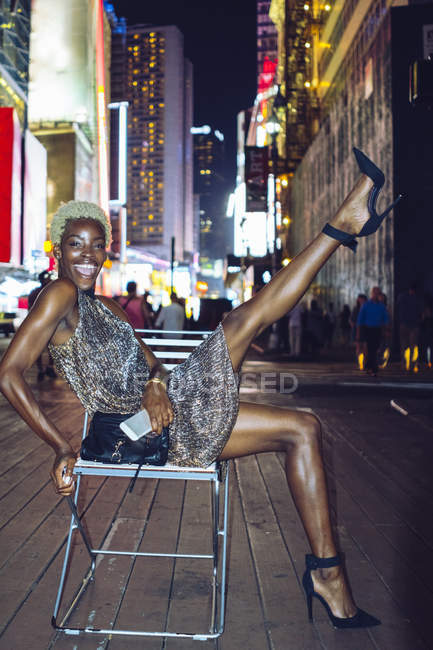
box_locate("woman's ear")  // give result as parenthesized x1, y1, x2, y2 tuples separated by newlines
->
(52, 243, 61, 260)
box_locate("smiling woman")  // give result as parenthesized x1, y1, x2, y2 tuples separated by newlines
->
(0, 171, 389, 629)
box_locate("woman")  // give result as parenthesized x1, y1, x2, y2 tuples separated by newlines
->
(0, 150, 396, 629)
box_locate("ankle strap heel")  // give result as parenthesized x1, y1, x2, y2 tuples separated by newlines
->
(302, 552, 381, 628)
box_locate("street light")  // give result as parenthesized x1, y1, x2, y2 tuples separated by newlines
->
(265, 113, 281, 277)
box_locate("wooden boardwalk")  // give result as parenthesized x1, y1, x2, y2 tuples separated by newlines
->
(0, 348, 432, 649)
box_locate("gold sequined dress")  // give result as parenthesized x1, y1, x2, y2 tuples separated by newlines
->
(48, 290, 239, 467)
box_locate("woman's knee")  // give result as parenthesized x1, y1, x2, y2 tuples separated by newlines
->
(283, 412, 322, 450)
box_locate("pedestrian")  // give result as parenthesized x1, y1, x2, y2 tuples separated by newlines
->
(357, 286, 390, 376)
(27, 270, 57, 380)
(118, 281, 153, 330)
(305, 299, 324, 359)
(339, 304, 352, 347)
(155, 293, 185, 334)
(377, 291, 392, 369)
(323, 302, 336, 348)
(0, 149, 388, 629)
(350, 294, 367, 369)
(288, 302, 303, 358)
(419, 300, 433, 369)
(396, 284, 422, 372)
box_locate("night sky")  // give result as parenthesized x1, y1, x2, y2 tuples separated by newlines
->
(110, 0, 258, 186)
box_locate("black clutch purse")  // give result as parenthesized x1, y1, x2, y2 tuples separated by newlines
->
(80, 411, 169, 467)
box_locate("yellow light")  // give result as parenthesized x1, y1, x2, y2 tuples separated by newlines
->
(281, 178, 288, 187)
(282, 217, 291, 226)
(148, 214, 154, 220)
(404, 347, 411, 371)
(196, 281, 208, 292)
(43, 240, 52, 253)
(358, 353, 364, 371)
(305, 42, 311, 48)
(304, 3, 310, 9)
(320, 80, 331, 87)
(304, 81, 311, 88)
(282, 258, 292, 266)
(412, 346, 419, 362)
(103, 259, 112, 269)
(319, 41, 331, 48)
(324, 3, 331, 10)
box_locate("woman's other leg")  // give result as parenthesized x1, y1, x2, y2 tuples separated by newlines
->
(219, 402, 356, 618)
(222, 175, 374, 371)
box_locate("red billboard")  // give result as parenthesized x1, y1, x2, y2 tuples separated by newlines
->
(0, 108, 22, 264)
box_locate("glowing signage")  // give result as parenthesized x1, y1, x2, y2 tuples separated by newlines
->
(191, 125, 211, 135)
(0, 108, 21, 264)
(95, 0, 109, 215)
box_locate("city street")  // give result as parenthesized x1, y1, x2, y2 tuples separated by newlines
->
(0, 338, 432, 649)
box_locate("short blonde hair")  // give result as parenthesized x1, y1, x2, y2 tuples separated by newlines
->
(50, 201, 112, 247)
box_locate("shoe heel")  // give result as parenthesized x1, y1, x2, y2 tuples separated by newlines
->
(306, 593, 313, 620)
(380, 193, 403, 219)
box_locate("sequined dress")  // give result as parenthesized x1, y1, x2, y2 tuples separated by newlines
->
(48, 290, 239, 467)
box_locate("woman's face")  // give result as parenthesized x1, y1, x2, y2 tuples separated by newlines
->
(54, 218, 107, 291)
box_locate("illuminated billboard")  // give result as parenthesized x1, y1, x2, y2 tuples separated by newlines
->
(23, 130, 47, 271)
(28, 0, 96, 126)
(0, 108, 22, 265)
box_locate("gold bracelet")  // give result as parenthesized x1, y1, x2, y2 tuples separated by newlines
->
(146, 377, 167, 390)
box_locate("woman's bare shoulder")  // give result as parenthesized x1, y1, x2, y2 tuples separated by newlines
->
(36, 278, 78, 313)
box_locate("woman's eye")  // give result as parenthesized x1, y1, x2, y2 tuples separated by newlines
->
(69, 241, 81, 247)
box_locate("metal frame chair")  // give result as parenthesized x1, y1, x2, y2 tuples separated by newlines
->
(51, 329, 230, 641)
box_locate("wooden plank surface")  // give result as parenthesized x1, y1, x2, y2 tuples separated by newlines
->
(1, 352, 432, 649)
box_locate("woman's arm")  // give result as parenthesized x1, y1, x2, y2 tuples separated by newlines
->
(99, 297, 174, 433)
(0, 279, 78, 494)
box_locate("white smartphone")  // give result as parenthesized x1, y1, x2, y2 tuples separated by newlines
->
(119, 409, 155, 441)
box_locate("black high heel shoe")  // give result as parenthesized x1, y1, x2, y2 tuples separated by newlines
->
(322, 147, 403, 252)
(302, 554, 381, 629)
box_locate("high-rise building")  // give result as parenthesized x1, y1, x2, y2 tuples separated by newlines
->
(257, 1, 278, 89)
(123, 24, 193, 263)
(0, 0, 30, 125)
(192, 125, 226, 260)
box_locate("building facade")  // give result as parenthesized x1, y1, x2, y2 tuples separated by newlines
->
(192, 125, 227, 260)
(270, 0, 433, 320)
(0, 0, 30, 125)
(122, 24, 193, 264)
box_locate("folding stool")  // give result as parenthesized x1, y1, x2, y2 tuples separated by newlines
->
(51, 329, 230, 641)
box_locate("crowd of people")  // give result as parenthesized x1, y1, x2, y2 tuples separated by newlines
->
(281, 286, 433, 375)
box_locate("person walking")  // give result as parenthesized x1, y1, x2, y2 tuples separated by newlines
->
(155, 293, 185, 334)
(339, 304, 352, 347)
(350, 294, 367, 370)
(357, 287, 389, 376)
(396, 285, 422, 372)
(118, 281, 153, 330)
(0, 146, 394, 630)
(288, 301, 303, 358)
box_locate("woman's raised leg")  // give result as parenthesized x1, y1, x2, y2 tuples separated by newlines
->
(222, 174, 374, 371)
(219, 402, 357, 619)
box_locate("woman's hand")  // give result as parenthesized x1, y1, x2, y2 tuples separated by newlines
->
(50, 451, 76, 496)
(141, 382, 174, 434)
